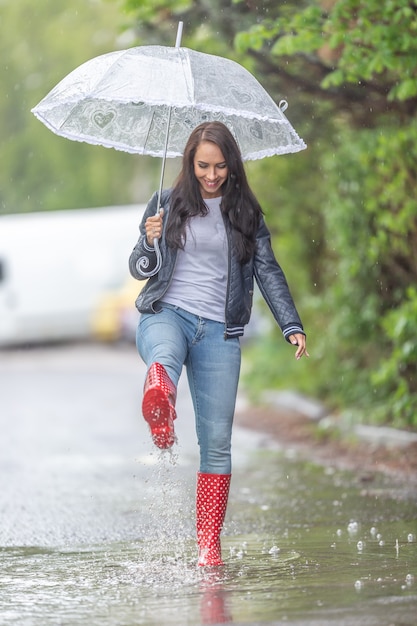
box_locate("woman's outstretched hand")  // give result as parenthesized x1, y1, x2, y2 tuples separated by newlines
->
(289, 333, 310, 360)
(145, 208, 164, 247)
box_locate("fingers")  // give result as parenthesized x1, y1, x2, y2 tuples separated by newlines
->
(145, 212, 163, 246)
(289, 334, 310, 360)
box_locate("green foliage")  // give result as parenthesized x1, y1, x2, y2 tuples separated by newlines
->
(371, 288, 417, 428)
(120, 0, 417, 429)
(122, 0, 284, 60)
(235, 6, 324, 57)
(238, 0, 417, 101)
(235, 1, 417, 429)
(0, 0, 158, 214)
(246, 150, 326, 299)
(321, 0, 417, 100)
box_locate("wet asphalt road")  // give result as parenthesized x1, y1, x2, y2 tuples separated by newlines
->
(0, 342, 258, 548)
(1, 343, 416, 626)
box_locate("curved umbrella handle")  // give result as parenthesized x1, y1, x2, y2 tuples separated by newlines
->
(136, 238, 163, 276)
(136, 199, 163, 277)
(151, 233, 163, 274)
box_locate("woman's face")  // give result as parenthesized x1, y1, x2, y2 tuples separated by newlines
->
(193, 141, 228, 199)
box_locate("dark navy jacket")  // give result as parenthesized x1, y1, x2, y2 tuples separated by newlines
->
(128, 189, 305, 341)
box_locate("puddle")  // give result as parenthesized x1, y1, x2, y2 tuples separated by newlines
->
(1, 452, 415, 626)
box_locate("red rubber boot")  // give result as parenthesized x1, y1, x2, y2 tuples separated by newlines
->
(142, 362, 177, 449)
(196, 472, 231, 566)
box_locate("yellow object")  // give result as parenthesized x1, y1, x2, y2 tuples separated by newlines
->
(91, 276, 144, 342)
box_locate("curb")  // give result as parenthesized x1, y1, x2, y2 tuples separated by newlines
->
(260, 389, 417, 450)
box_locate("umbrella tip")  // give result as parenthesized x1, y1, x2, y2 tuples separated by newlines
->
(175, 22, 184, 48)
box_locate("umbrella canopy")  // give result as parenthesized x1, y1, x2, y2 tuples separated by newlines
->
(32, 45, 306, 161)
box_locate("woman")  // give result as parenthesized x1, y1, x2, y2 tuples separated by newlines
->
(129, 121, 308, 567)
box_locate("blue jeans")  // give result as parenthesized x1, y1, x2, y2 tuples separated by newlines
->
(136, 303, 241, 474)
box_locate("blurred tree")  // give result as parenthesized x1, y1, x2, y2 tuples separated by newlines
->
(121, 0, 417, 427)
(237, 0, 417, 426)
(0, 0, 160, 214)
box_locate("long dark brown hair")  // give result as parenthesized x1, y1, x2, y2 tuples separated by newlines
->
(165, 121, 263, 264)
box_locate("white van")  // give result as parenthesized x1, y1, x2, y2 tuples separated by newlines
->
(0, 204, 144, 346)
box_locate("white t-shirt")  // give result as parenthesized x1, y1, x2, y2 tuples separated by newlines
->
(162, 196, 228, 322)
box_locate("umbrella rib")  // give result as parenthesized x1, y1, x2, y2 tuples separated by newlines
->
(143, 107, 156, 156)
(156, 104, 173, 214)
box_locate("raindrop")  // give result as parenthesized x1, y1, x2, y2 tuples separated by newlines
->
(379, 540, 385, 547)
(405, 573, 414, 585)
(356, 541, 364, 552)
(347, 521, 359, 535)
(407, 533, 415, 542)
(370, 526, 377, 537)
(269, 546, 280, 555)
(354, 580, 362, 591)
(376, 533, 382, 541)
(336, 529, 342, 537)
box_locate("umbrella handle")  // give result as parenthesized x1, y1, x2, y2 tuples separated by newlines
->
(152, 236, 163, 272)
(136, 240, 162, 277)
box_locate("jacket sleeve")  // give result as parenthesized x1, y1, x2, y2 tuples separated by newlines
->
(128, 192, 160, 280)
(254, 216, 305, 342)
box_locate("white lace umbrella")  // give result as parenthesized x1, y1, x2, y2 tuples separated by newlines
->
(32, 24, 306, 273)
